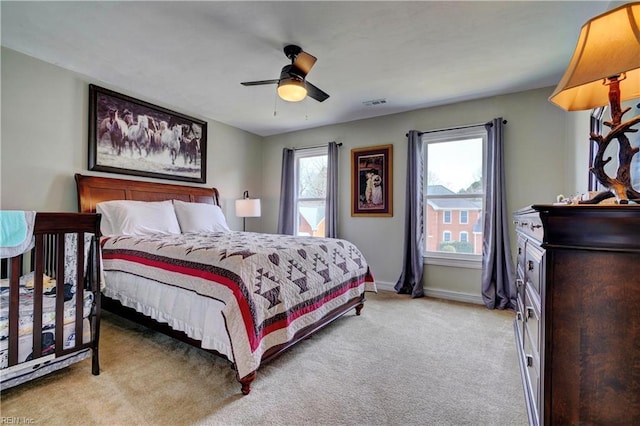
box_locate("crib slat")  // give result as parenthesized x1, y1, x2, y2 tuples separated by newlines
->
(75, 232, 85, 350)
(54, 233, 65, 356)
(32, 234, 44, 360)
(8, 257, 21, 366)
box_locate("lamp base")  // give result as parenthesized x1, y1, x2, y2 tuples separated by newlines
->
(581, 77, 640, 205)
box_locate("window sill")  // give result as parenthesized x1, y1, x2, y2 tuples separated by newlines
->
(424, 255, 482, 269)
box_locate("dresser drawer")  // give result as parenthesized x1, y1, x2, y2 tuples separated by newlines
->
(515, 293, 525, 350)
(522, 344, 541, 426)
(523, 285, 541, 360)
(524, 244, 544, 296)
(517, 235, 527, 275)
(513, 211, 543, 242)
(516, 275, 525, 310)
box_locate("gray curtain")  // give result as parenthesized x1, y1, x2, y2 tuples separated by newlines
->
(325, 141, 339, 238)
(277, 148, 295, 235)
(481, 118, 516, 309)
(395, 130, 425, 298)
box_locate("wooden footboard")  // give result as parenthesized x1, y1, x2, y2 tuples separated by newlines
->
(239, 293, 366, 394)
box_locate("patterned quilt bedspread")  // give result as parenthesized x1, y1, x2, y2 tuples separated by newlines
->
(100, 231, 376, 378)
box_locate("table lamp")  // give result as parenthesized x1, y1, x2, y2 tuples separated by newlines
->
(549, 2, 640, 204)
(235, 190, 261, 231)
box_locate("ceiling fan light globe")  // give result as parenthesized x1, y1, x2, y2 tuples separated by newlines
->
(277, 78, 307, 102)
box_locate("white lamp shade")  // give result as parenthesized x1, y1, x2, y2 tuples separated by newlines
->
(235, 198, 261, 218)
(549, 2, 640, 111)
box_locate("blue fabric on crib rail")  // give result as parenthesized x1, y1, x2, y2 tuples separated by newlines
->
(0, 210, 36, 258)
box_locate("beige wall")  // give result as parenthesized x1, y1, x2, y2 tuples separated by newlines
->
(262, 87, 573, 301)
(0, 47, 264, 231)
(2, 47, 592, 303)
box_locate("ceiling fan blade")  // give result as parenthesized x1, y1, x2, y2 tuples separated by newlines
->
(293, 51, 317, 76)
(305, 81, 329, 102)
(240, 79, 279, 86)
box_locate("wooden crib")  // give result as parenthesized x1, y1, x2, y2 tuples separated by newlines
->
(1, 212, 101, 389)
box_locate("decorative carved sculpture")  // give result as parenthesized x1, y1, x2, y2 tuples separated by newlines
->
(580, 76, 640, 204)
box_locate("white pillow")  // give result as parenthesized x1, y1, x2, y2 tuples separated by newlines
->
(95, 200, 181, 236)
(173, 199, 230, 233)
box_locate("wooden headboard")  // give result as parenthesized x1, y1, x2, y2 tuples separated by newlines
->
(75, 174, 220, 213)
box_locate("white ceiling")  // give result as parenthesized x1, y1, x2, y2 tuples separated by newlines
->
(1, 1, 609, 137)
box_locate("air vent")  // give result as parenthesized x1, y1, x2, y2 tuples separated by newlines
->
(363, 98, 387, 106)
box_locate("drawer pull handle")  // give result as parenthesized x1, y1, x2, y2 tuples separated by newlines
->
(516, 311, 523, 321)
(527, 260, 535, 271)
(526, 307, 535, 319)
(526, 355, 533, 367)
(518, 247, 522, 255)
(529, 223, 542, 231)
(516, 278, 524, 288)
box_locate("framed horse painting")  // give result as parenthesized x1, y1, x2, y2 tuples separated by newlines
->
(351, 144, 393, 217)
(88, 84, 207, 183)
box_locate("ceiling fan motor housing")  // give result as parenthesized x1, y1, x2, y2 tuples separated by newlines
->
(280, 65, 306, 81)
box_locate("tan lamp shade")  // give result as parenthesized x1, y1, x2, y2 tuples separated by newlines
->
(549, 2, 640, 111)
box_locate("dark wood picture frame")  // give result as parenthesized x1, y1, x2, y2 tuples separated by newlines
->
(351, 144, 393, 217)
(88, 84, 207, 183)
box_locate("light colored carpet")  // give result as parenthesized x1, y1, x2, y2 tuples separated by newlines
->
(0, 291, 527, 425)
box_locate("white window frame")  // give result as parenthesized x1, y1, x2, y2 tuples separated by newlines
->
(293, 146, 328, 237)
(443, 231, 452, 242)
(460, 231, 469, 242)
(423, 126, 486, 269)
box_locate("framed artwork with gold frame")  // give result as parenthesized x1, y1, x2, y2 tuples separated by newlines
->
(351, 144, 393, 217)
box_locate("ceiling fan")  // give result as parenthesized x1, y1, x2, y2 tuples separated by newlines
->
(241, 45, 329, 103)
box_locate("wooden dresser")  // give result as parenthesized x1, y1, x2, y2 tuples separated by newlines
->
(513, 204, 640, 426)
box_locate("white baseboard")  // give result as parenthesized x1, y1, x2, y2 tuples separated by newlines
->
(374, 281, 483, 305)
(423, 288, 483, 305)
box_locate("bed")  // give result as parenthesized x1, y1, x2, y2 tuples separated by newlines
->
(75, 173, 376, 394)
(1, 212, 101, 389)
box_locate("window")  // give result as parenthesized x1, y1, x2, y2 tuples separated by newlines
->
(294, 147, 328, 237)
(423, 126, 486, 267)
(459, 210, 468, 224)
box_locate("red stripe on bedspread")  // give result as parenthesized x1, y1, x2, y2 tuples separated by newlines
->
(261, 275, 366, 336)
(101, 250, 256, 345)
(101, 250, 371, 352)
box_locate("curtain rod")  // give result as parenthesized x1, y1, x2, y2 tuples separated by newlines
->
(409, 119, 508, 137)
(292, 142, 342, 151)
